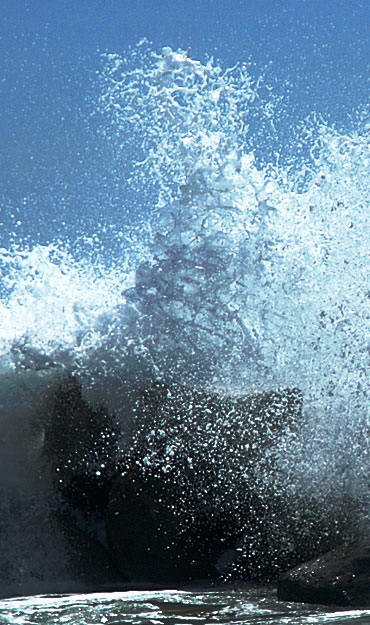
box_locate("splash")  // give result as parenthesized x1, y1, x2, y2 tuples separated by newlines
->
(0, 244, 132, 372)
(97, 46, 370, 420)
(1, 44, 370, 546)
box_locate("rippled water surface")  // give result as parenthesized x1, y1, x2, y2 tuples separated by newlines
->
(1, 588, 370, 625)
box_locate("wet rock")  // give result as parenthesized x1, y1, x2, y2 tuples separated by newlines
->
(40, 375, 127, 591)
(106, 383, 304, 583)
(40, 377, 358, 587)
(58, 514, 124, 587)
(129, 381, 303, 496)
(109, 382, 360, 584)
(227, 493, 356, 583)
(43, 374, 119, 512)
(277, 542, 370, 606)
(106, 469, 237, 583)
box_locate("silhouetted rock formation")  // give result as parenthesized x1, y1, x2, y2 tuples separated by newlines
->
(107, 382, 305, 583)
(24, 374, 359, 591)
(43, 374, 119, 512)
(278, 542, 370, 607)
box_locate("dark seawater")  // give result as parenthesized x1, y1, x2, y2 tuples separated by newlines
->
(2, 587, 370, 625)
(1, 44, 370, 621)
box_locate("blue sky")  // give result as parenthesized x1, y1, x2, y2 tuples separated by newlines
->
(1, 0, 369, 248)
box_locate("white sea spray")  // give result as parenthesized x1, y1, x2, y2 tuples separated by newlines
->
(1, 44, 370, 530)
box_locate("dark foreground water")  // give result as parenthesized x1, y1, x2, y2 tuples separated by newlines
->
(1, 587, 370, 625)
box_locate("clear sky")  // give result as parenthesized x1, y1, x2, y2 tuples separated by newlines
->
(1, 0, 369, 248)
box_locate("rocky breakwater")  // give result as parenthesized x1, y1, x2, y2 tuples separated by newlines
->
(41, 375, 358, 590)
(106, 382, 304, 583)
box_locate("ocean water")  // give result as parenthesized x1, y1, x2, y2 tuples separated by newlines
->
(3, 587, 370, 625)
(1, 43, 370, 622)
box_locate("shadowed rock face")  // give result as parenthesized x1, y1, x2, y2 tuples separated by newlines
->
(278, 543, 370, 607)
(128, 382, 303, 500)
(43, 375, 119, 512)
(116, 380, 304, 546)
(40, 375, 358, 589)
(40, 375, 123, 588)
(106, 471, 226, 583)
(106, 382, 340, 584)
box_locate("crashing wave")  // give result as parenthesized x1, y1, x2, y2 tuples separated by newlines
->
(0, 46, 370, 593)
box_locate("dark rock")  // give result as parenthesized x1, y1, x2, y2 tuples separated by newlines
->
(39, 377, 359, 588)
(58, 513, 124, 587)
(111, 382, 360, 584)
(129, 382, 303, 501)
(106, 469, 238, 583)
(106, 383, 305, 583)
(43, 374, 119, 512)
(278, 542, 370, 606)
(228, 493, 356, 583)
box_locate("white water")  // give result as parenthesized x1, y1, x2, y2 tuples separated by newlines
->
(1, 44, 370, 600)
(2, 587, 370, 624)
